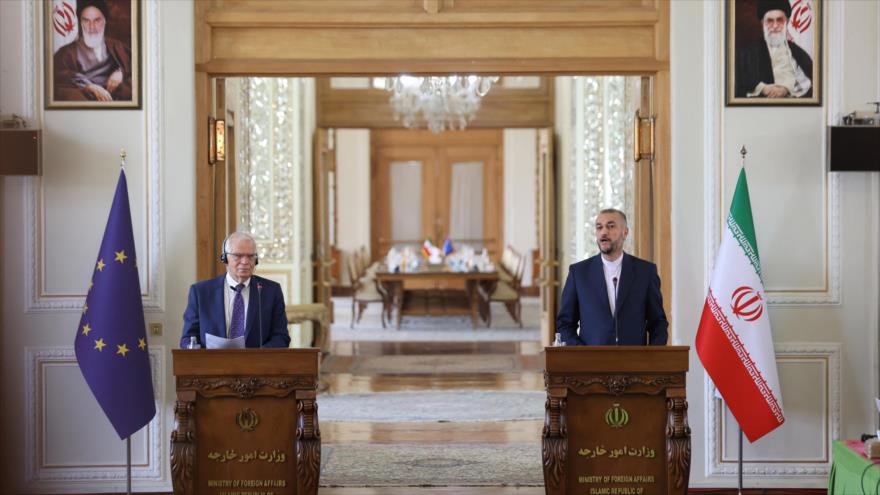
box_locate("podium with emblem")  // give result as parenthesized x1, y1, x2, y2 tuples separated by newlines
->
(170, 349, 320, 495)
(542, 346, 690, 495)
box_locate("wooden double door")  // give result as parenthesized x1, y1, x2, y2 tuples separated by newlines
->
(370, 129, 504, 261)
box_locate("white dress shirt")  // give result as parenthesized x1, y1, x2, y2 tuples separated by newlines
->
(223, 274, 251, 337)
(601, 253, 623, 314)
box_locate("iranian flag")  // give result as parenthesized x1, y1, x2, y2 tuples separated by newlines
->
(696, 168, 785, 442)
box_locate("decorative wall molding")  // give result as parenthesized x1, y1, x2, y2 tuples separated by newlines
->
(705, 0, 840, 305)
(24, 346, 165, 487)
(237, 77, 315, 307)
(143, 0, 163, 313)
(23, 0, 36, 122)
(704, 343, 840, 477)
(24, 0, 164, 313)
(703, 0, 721, 297)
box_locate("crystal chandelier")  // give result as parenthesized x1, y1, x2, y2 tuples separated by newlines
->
(384, 75, 500, 133)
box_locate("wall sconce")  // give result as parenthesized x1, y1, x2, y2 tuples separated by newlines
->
(208, 117, 226, 164)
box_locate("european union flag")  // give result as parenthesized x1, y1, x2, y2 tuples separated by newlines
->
(443, 237, 454, 256)
(74, 170, 155, 439)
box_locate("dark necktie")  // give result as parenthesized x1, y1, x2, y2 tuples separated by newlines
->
(612, 277, 618, 311)
(229, 283, 245, 339)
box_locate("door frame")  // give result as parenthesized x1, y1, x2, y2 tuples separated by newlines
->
(193, 1, 672, 342)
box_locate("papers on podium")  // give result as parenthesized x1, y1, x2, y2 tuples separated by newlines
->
(206, 333, 245, 349)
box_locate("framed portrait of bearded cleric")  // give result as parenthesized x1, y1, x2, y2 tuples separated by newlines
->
(45, 0, 141, 109)
(726, 0, 821, 106)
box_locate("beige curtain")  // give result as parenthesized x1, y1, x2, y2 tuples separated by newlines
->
(449, 161, 484, 243)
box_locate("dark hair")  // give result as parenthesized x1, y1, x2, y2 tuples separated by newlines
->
(598, 208, 628, 226)
(77, 0, 110, 25)
(756, 0, 791, 21)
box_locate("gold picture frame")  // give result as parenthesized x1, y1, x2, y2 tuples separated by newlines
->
(726, 0, 821, 106)
(44, 0, 141, 109)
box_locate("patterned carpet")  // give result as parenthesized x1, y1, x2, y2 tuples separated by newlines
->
(320, 443, 543, 487)
(318, 390, 545, 422)
(332, 296, 540, 342)
(325, 353, 523, 374)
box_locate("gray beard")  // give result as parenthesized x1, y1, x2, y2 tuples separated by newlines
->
(764, 28, 786, 48)
(83, 31, 105, 49)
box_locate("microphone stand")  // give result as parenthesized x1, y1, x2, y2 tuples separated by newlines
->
(612, 277, 619, 344)
(257, 283, 263, 348)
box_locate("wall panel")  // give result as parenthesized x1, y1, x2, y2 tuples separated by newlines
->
(25, 347, 165, 489)
(707, 344, 839, 478)
(24, 0, 164, 313)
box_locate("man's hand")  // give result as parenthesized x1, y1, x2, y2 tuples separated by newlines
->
(105, 69, 123, 94)
(86, 83, 113, 101)
(761, 84, 790, 98)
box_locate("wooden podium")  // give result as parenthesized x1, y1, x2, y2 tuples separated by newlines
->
(542, 346, 690, 495)
(170, 349, 321, 495)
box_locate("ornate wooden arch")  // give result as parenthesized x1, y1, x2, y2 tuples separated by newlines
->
(194, 0, 671, 308)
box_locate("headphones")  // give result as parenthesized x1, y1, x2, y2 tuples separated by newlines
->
(219, 233, 259, 265)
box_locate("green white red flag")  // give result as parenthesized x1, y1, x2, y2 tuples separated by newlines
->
(696, 168, 784, 442)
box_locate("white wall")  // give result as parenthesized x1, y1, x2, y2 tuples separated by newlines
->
(335, 129, 371, 286)
(503, 128, 538, 287)
(1, 0, 194, 491)
(672, 0, 880, 488)
(555, 77, 574, 288)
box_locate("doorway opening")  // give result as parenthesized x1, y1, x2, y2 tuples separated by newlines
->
(203, 74, 651, 487)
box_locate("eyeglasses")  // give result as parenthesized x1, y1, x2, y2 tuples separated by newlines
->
(228, 253, 257, 262)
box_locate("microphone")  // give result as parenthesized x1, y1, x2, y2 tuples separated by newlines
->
(257, 282, 263, 349)
(612, 277, 619, 345)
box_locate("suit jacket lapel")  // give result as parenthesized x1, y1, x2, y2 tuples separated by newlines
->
(614, 254, 635, 316)
(245, 277, 260, 341)
(214, 275, 228, 337)
(589, 257, 612, 316)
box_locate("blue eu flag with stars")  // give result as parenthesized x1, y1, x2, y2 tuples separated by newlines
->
(74, 170, 155, 439)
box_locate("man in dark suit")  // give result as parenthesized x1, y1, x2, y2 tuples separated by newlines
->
(180, 232, 290, 348)
(735, 0, 813, 98)
(556, 209, 667, 346)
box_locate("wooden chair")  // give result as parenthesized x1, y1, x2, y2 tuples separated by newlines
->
(358, 245, 380, 280)
(498, 246, 516, 284)
(347, 253, 386, 328)
(285, 304, 330, 353)
(480, 246, 525, 327)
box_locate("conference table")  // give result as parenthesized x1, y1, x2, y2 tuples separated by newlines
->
(829, 440, 880, 494)
(374, 264, 499, 329)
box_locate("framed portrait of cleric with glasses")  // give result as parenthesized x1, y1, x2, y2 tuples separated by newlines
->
(726, 0, 821, 106)
(44, 0, 141, 109)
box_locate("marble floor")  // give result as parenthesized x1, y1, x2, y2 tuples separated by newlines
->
(320, 338, 544, 494)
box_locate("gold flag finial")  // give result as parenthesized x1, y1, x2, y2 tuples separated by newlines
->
(120, 148, 127, 170)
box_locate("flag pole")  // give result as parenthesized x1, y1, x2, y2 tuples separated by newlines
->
(126, 436, 132, 495)
(738, 426, 744, 495)
(121, 148, 132, 495)
(737, 145, 747, 495)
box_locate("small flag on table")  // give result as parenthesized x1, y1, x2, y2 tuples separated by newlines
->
(74, 169, 155, 439)
(442, 238, 454, 256)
